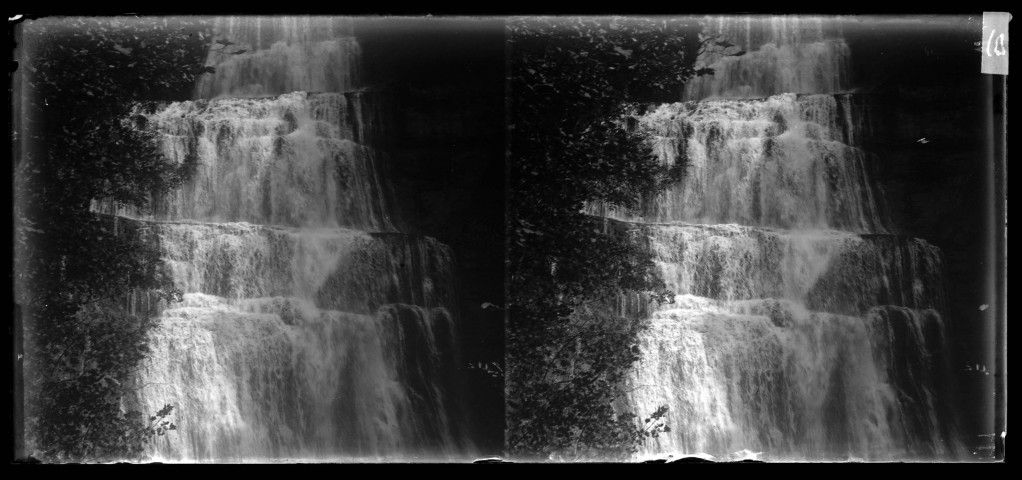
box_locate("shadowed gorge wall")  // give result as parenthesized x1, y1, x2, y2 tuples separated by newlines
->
(841, 16, 1000, 453)
(355, 18, 506, 454)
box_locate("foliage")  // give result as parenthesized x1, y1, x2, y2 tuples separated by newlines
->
(14, 16, 211, 462)
(16, 16, 213, 215)
(506, 17, 708, 460)
(25, 299, 178, 461)
(510, 301, 672, 461)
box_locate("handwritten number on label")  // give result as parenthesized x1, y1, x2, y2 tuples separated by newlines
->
(987, 29, 1007, 57)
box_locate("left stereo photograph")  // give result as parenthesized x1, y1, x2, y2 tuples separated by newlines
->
(12, 15, 506, 463)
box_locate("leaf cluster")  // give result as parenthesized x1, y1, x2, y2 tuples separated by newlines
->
(16, 17, 211, 215)
(505, 17, 703, 460)
(24, 300, 176, 462)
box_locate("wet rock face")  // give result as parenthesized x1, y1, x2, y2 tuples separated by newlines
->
(839, 15, 997, 437)
(353, 19, 507, 453)
(842, 23, 994, 446)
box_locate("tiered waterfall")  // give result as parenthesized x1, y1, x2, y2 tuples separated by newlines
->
(601, 16, 963, 461)
(103, 17, 471, 461)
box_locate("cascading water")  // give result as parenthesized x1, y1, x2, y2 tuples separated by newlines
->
(682, 16, 852, 102)
(106, 17, 471, 461)
(606, 16, 963, 460)
(587, 93, 887, 232)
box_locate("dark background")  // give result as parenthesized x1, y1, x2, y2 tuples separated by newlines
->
(354, 17, 507, 456)
(843, 15, 1005, 457)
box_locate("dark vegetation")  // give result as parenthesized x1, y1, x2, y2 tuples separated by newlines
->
(505, 17, 718, 460)
(13, 16, 212, 461)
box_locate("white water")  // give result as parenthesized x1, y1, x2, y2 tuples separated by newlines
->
(96, 92, 395, 231)
(683, 15, 851, 101)
(642, 224, 944, 315)
(608, 16, 962, 460)
(195, 17, 360, 100)
(587, 93, 885, 232)
(106, 17, 470, 461)
(629, 297, 954, 460)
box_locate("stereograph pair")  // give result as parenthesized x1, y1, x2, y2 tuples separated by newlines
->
(10, 14, 1007, 463)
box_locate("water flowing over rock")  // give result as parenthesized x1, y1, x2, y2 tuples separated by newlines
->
(684, 15, 851, 101)
(108, 16, 472, 461)
(628, 299, 956, 460)
(96, 92, 397, 231)
(587, 93, 886, 232)
(640, 224, 945, 315)
(604, 16, 963, 460)
(195, 17, 360, 100)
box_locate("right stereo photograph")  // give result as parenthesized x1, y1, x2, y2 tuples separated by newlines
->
(505, 14, 1007, 463)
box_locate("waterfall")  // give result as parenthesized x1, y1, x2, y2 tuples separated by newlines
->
(144, 92, 394, 231)
(612, 16, 963, 460)
(194, 17, 360, 100)
(588, 93, 886, 232)
(683, 15, 852, 101)
(116, 17, 470, 461)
